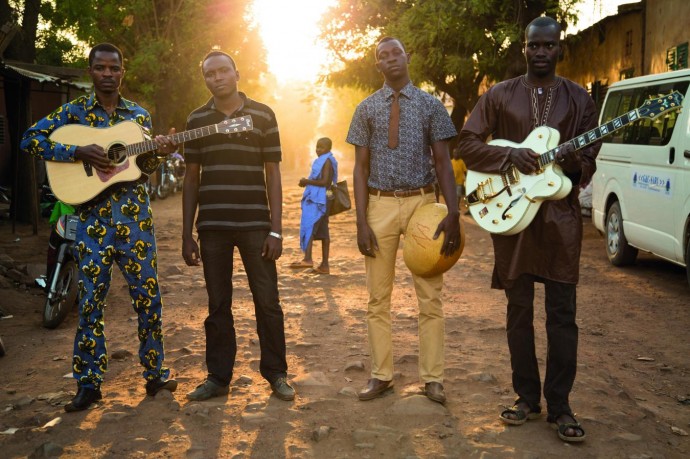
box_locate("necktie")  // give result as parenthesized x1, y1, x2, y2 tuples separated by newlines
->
(388, 92, 400, 149)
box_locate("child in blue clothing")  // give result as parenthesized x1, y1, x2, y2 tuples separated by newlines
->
(291, 137, 338, 274)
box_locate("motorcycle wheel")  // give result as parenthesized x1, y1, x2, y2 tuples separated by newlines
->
(43, 259, 79, 329)
(156, 179, 171, 200)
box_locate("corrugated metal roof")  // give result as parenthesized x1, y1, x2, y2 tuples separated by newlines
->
(3, 63, 92, 91)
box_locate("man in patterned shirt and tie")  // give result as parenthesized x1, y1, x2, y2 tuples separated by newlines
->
(346, 37, 460, 404)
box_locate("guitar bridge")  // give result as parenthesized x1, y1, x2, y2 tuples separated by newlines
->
(475, 177, 496, 204)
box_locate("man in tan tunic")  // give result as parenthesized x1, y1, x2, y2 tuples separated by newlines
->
(457, 17, 600, 442)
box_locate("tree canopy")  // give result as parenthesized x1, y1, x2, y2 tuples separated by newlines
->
(320, 0, 581, 129)
(1, 0, 267, 132)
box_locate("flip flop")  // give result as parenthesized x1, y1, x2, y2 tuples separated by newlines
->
(289, 261, 313, 269)
(548, 413, 586, 442)
(499, 403, 541, 425)
(311, 266, 330, 274)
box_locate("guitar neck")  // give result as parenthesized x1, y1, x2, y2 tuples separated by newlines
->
(533, 90, 682, 168)
(538, 108, 640, 168)
(124, 116, 252, 157)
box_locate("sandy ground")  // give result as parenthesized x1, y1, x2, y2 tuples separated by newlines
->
(0, 169, 688, 459)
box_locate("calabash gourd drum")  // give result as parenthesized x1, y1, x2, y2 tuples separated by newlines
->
(403, 203, 464, 277)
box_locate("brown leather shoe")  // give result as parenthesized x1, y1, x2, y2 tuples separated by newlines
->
(358, 378, 393, 401)
(425, 382, 446, 404)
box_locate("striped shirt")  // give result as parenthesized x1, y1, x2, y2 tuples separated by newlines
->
(184, 93, 281, 232)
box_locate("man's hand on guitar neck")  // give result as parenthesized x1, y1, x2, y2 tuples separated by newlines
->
(555, 142, 581, 173)
(508, 147, 540, 174)
(154, 127, 177, 156)
(75, 145, 114, 173)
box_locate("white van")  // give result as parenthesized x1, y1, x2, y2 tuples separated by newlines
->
(592, 69, 690, 287)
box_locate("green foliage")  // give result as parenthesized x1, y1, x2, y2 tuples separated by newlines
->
(3, 0, 269, 132)
(321, 0, 581, 128)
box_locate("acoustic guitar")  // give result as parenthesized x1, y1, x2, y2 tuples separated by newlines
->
(465, 91, 683, 235)
(45, 115, 253, 204)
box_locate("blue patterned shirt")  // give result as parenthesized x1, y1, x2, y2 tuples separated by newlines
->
(21, 93, 155, 224)
(346, 82, 457, 190)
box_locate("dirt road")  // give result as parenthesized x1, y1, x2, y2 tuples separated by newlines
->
(0, 170, 688, 458)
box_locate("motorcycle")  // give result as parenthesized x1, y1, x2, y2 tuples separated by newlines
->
(42, 214, 80, 328)
(156, 152, 185, 200)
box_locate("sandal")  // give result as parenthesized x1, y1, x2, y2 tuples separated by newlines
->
(547, 413, 586, 443)
(289, 260, 313, 269)
(311, 266, 330, 275)
(499, 401, 541, 425)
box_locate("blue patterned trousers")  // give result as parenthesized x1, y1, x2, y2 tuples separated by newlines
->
(71, 212, 169, 389)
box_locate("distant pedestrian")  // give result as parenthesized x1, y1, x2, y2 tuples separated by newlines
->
(451, 147, 467, 211)
(290, 137, 338, 275)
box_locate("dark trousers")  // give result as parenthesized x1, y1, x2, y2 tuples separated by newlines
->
(199, 230, 287, 386)
(505, 274, 578, 417)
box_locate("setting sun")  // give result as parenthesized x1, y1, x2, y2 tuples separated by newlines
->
(251, 0, 335, 82)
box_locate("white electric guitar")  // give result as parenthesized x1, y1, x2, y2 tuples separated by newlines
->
(465, 91, 683, 235)
(45, 115, 253, 204)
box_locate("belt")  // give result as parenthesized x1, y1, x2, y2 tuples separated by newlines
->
(368, 184, 435, 198)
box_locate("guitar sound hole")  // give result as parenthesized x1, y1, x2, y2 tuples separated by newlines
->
(108, 144, 127, 165)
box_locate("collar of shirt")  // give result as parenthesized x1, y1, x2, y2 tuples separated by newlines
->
(381, 81, 414, 101)
(206, 92, 249, 116)
(84, 92, 137, 113)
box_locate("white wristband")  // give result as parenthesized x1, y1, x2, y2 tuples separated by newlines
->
(268, 231, 282, 240)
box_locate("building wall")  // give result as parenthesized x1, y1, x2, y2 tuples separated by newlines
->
(560, 0, 690, 96)
(645, 0, 690, 74)
(0, 80, 82, 187)
(559, 6, 644, 104)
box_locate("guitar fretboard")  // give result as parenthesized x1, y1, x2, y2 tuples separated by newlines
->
(123, 116, 253, 157)
(536, 91, 682, 168)
(537, 109, 639, 168)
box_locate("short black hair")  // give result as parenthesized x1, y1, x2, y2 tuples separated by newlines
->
(317, 137, 332, 150)
(375, 37, 406, 59)
(201, 50, 237, 71)
(525, 16, 562, 39)
(88, 43, 123, 67)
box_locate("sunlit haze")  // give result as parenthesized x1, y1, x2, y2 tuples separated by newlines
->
(568, 0, 632, 34)
(252, 0, 336, 82)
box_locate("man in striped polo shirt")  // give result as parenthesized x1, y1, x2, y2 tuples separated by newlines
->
(182, 50, 294, 402)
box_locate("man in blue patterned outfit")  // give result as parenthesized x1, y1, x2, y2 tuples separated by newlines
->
(21, 43, 178, 412)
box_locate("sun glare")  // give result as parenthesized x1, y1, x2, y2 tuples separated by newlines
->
(251, 0, 335, 83)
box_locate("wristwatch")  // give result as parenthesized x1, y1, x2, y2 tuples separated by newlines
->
(268, 231, 282, 240)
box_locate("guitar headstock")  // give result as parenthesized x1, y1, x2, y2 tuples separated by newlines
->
(218, 116, 253, 134)
(638, 90, 684, 120)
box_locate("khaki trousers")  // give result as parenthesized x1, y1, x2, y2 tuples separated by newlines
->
(365, 191, 444, 383)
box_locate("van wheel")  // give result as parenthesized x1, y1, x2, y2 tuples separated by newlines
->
(685, 238, 690, 288)
(606, 201, 638, 266)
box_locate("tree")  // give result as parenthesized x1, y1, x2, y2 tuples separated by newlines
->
(2, 0, 267, 133)
(1, 0, 268, 224)
(321, 0, 581, 130)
